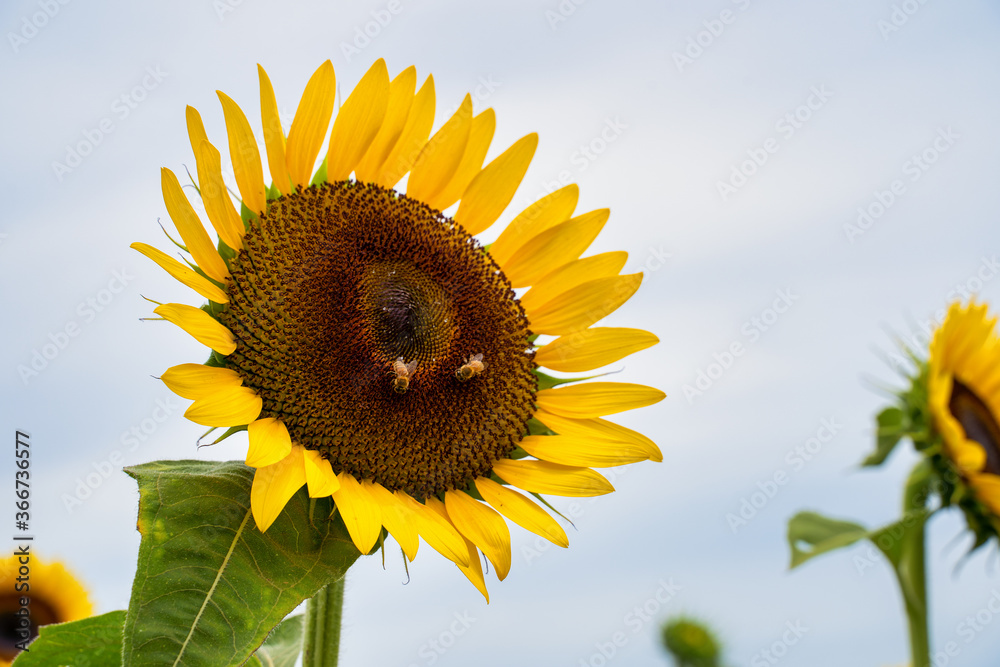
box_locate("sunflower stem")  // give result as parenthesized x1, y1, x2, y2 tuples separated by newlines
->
(898, 461, 932, 667)
(302, 577, 345, 667)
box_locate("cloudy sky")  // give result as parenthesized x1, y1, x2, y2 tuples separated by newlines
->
(3, 0, 1000, 665)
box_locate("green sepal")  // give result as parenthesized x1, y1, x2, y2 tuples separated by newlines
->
(240, 200, 259, 227)
(10, 610, 126, 666)
(266, 182, 282, 201)
(535, 370, 612, 391)
(209, 424, 249, 445)
(311, 158, 328, 187)
(862, 406, 907, 467)
(217, 237, 238, 262)
(121, 460, 360, 667)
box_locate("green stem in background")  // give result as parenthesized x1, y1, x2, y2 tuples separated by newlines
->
(895, 461, 932, 667)
(302, 577, 346, 667)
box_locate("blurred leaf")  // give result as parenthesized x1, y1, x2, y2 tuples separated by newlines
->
(122, 460, 359, 667)
(787, 511, 868, 569)
(247, 615, 304, 667)
(11, 610, 125, 666)
(862, 407, 906, 467)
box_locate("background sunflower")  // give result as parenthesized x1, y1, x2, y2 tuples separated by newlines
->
(4, 1, 1000, 665)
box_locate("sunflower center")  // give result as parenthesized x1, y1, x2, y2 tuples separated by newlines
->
(221, 181, 536, 499)
(0, 594, 60, 659)
(949, 378, 1000, 475)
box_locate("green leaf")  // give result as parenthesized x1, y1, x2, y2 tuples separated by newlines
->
(11, 610, 125, 666)
(786, 511, 869, 569)
(247, 615, 304, 667)
(122, 460, 360, 667)
(862, 407, 906, 467)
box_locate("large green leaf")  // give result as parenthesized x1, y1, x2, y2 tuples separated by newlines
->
(248, 615, 305, 667)
(11, 610, 125, 666)
(122, 460, 359, 667)
(786, 511, 869, 569)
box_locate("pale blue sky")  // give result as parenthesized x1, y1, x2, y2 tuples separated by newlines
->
(3, 1, 1000, 665)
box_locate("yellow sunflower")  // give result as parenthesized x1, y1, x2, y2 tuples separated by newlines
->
(0, 555, 93, 664)
(928, 300, 1000, 523)
(133, 59, 664, 599)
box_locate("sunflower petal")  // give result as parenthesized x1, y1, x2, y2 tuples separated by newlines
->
(258, 64, 291, 194)
(529, 273, 643, 335)
(534, 327, 659, 372)
(428, 108, 496, 211)
(534, 408, 663, 462)
(217, 90, 267, 215)
(502, 209, 608, 288)
(153, 303, 236, 355)
(160, 363, 243, 400)
(326, 59, 391, 182)
(396, 491, 470, 567)
(375, 75, 436, 188)
(161, 168, 230, 283)
(406, 95, 473, 204)
(196, 140, 246, 250)
(537, 382, 665, 419)
(490, 185, 579, 267)
(286, 60, 336, 189)
(493, 459, 614, 497)
(184, 386, 262, 427)
(476, 477, 568, 548)
(131, 242, 229, 303)
(455, 133, 538, 236)
(185, 106, 209, 159)
(520, 252, 628, 314)
(332, 473, 382, 554)
(246, 417, 293, 468)
(519, 434, 650, 468)
(303, 449, 340, 497)
(354, 66, 417, 183)
(367, 483, 419, 561)
(427, 497, 490, 600)
(444, 490, 511, 581)
(251, 444, 306, 532)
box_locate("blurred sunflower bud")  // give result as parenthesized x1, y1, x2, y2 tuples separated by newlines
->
(661, 616, 723, 667)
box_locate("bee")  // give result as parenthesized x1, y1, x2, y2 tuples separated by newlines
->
(455, 353, 486, 382)
(391, 357, 418, 394)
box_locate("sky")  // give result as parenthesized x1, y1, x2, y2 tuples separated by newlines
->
(2, 0, 1000, 665)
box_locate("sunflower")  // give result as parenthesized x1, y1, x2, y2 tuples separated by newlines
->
(927, 300, 1000, 533)
(0, 555, 93, 664)
(133, 59, 664, 599)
